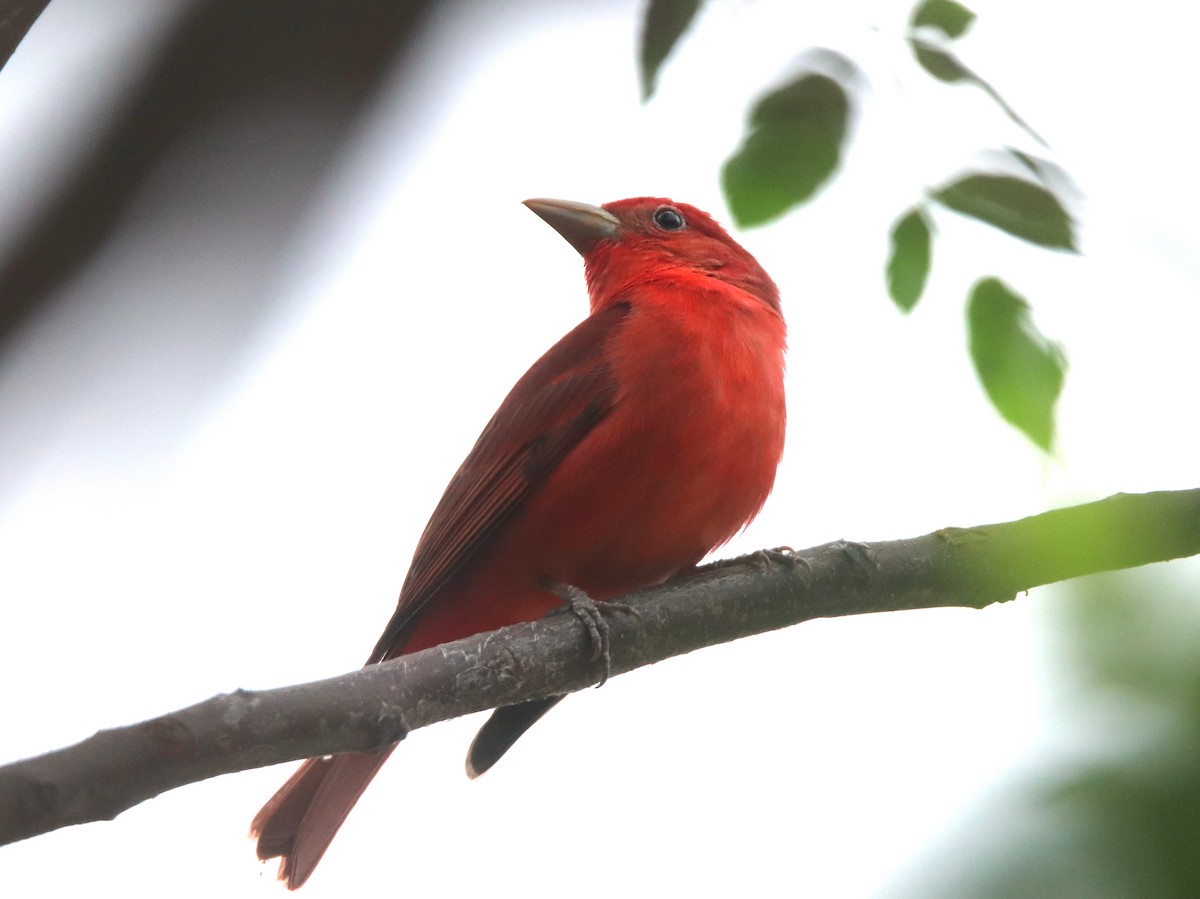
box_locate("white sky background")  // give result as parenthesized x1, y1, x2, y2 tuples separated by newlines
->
(1, 0, 1197, 896)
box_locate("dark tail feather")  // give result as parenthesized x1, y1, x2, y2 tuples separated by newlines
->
(465, 696, 564, 778)
(251, 747, 396, 889)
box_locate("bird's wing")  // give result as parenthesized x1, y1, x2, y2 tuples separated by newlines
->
(367, 300, 630, 663)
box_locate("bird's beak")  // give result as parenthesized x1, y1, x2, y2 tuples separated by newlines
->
(523, 198, 620, 256)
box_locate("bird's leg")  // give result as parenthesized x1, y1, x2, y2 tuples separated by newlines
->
(543, 581, 639, 687)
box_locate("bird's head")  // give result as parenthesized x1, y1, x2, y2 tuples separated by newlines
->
(524, 197, 780, 313)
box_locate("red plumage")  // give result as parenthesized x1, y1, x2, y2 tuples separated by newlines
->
(251, 197, 787, 887)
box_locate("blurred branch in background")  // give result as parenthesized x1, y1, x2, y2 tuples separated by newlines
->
(0, 0, 434, 351)
(0, 1, 51, 72)
(2, 489, 1197, 847)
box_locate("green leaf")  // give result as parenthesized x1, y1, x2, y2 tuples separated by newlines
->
(1008, 148, 1044, 179)
(639, 0, 703, 101)
(1006, 147, 1083, 202)
(911, 41, 970, 82)
(911, 0, 976, 38)
(909, 39, 1047, 146)
(933, 173, 1076, 250)
(967, 277, 1066, 451)
(887, 207, 933, 312)
(722, 67, 852, 227)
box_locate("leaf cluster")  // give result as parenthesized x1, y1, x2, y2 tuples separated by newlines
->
(639, 0, 1076, 451)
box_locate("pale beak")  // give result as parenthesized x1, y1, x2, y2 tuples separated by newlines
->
(523, 198, 620, 256)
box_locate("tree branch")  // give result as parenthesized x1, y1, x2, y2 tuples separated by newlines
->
(2, 488, 1197, 845)
(0, 0, 50, 74)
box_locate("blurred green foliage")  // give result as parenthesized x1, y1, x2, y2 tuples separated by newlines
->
(638, 0, 701, 101)
(721, 64, 852, 228)
(638, 0, 1078, 453)
(896, 563, 1200, 898)
(888, 208, 934, 313)
(967, 278, 1066, 450)
(934, 173, 1076, 251)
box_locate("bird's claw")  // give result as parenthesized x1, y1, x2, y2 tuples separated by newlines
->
(546, 583, 638, 687)
(751, 545, 800, 568)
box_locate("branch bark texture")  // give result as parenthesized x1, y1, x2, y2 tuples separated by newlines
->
(2, 489, 1197, 845)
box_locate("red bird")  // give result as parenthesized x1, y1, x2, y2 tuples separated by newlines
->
(252, 197, 787, 887)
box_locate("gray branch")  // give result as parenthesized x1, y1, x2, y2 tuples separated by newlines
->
(0, 0, 50, 74)
(2, 488, 1198, 846)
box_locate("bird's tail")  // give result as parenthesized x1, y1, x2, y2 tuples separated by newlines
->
(251, 747, 396, 889)
(466, 696, 564, 778)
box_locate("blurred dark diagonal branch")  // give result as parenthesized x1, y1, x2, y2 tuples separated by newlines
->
(0, 1, 51, 73)
(1, 489, 1197, 846)
(0, 0, 436, 351)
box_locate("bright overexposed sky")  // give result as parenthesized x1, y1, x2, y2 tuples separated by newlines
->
(1, 1, 1197, 896)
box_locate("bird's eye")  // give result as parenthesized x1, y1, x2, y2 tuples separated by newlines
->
(653, 207, 685, 231)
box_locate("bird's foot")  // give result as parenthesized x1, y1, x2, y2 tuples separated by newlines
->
(544, 582, 639, 687)
(751, 545, 801, 568)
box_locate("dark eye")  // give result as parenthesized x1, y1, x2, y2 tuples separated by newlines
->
(653, 206, 685, 231)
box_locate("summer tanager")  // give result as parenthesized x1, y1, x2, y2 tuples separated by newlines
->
(251, 197, 787, 887)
